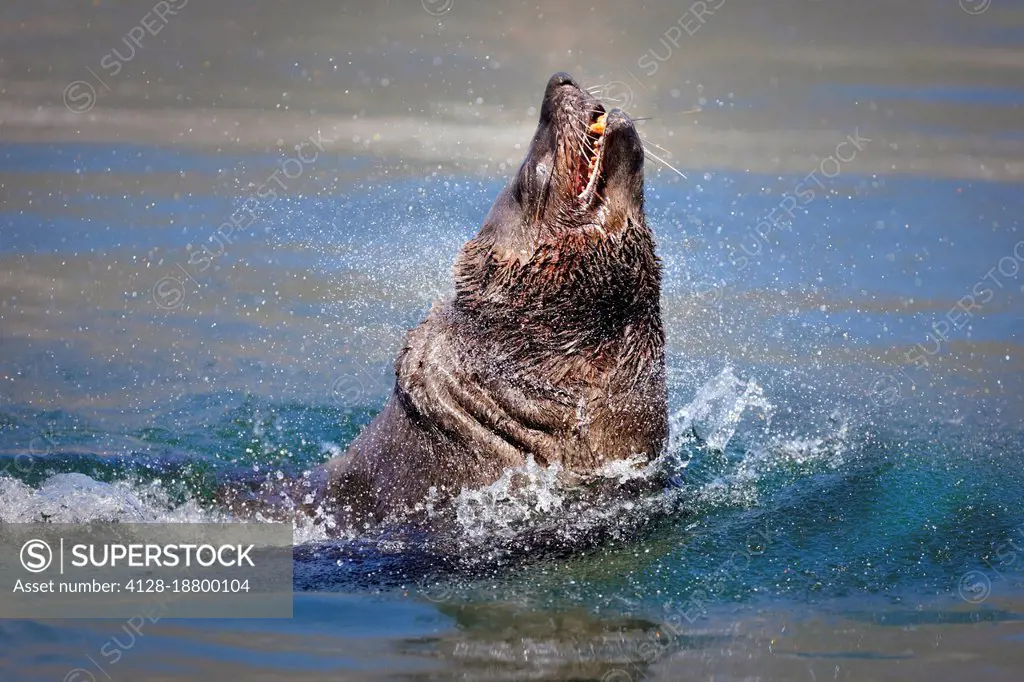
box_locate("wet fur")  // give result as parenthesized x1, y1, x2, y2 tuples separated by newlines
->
(318, 74, 668, 526)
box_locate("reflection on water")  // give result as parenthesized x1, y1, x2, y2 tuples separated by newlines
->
(2, 0, 1024, 680)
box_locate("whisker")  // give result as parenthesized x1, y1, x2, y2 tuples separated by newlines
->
(631, 107, 702, 122)
(588, 91, 628, 106)
(643, 138, 675, 158)
(642, 146, 688, 180)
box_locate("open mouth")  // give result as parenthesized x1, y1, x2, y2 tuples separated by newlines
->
(576, 110, 608, 204)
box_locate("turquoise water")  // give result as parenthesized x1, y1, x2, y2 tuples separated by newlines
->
(3, 0, 1024, 678)
(2, 149, 1023, 679)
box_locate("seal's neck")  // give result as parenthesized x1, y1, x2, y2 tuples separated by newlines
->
(451, 218, 663, 366)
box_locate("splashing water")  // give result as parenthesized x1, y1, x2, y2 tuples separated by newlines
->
(0, 363, 856, 578)
(0, 473, 222, 524)
(453, 456, 566, 542)
(437, 364, 788, 556)
(668, 366, 773, 454)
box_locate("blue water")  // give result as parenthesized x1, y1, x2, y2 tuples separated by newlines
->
(3, 43, 1024, 682)
(3, 139, 1023, 584)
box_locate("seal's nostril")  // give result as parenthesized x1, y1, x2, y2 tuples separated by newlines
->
(547, 72, 578, 90)
(550, 72, 576, 87)
(541, 73, 581, 117)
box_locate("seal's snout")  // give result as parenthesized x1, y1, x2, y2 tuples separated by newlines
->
(539, 71, 591, 124)
(602, 108, 634, 134)
(591, 108, 638, 153)
(575, 105, 642, 208)
(599, 108, 644, 176)
(545, 71, 579, 93)
(519, 73, 646, 229)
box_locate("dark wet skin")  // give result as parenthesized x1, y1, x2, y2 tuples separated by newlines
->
(250, 73, 668, 529)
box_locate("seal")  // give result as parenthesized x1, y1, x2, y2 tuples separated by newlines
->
(317, 73, 667, 526)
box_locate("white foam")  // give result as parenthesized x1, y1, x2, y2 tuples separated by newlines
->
(452, 456, 566, 542)
(0, 366, 855, 553)
(668, 366, 773, 454)
(0, 473, 222, 524)
(593, 453, 656, 484)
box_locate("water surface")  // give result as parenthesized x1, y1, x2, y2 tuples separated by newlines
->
(2, 0, 1024, 680)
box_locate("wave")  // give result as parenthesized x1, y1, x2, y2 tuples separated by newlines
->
(0, 472, 224, 525)
(0, 365, 855, 589)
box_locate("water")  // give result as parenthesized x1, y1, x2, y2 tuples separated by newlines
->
(2, 0, 1024, 679)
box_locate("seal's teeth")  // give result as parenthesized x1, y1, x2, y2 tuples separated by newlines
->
(578, 139, 605, 201)
(578, 111, 609, 201)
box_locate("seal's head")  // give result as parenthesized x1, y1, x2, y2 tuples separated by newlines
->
(482, 72, 645, 255)
(307, 74, 667, 531)
(455, 72, 659, 352)
(513, 72, 645, 234)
